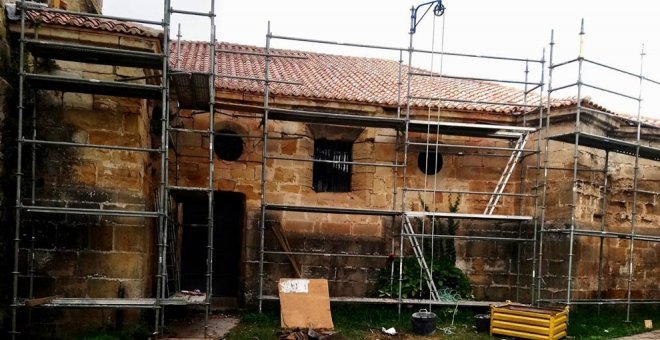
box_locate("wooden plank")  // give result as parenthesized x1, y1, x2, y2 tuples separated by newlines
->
(278, 279, 334, 330)
(24, 296, 57, 307)
(271, 224, 302, 278)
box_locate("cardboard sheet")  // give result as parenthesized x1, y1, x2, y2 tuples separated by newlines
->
(278, 278, 334, 330)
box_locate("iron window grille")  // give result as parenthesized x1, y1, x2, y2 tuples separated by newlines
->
(313, 139, 352, 192)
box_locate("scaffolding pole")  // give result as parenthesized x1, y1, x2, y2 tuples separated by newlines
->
(536, 29, 554, 305)
(565, 19, 586, 311)
(10, 3, 27, 338)
(257, 21, 272, 313)
(625, 45, 645, 323)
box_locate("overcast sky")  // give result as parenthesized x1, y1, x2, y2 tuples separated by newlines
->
(105, 0, 660, 118)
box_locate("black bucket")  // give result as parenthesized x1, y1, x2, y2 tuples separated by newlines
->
(411, 309, 437, 336)
(475, 313, 491, 332)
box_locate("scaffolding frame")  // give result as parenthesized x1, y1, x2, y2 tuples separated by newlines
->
(8, 2, 659, 338)
(8, 0, 220, 338)
(254, 3, 546, 311)
(537, 20, 660, 319)
(162, 1, 218, 337)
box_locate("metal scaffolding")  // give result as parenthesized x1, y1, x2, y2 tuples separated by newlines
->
(537, 20, 660, 318)
(8, 0, 218, 337)
(163, 1, 218, 337)
(254, 1, 546, 311)
(8, 1, 660, 338)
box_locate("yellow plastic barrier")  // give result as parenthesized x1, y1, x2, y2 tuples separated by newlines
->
(490, 301, 569, 340)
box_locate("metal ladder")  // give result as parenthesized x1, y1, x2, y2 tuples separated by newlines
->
(484, 133, 529, 215)
(403, 216, 440, 300)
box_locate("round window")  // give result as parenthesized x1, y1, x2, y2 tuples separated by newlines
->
(417, 151, 443, 175)
(214, 129, 244, 161)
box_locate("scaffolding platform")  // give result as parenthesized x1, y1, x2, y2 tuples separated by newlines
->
(25, 73, 162, 99)
(17, 298, 207, 308)
(264, 203, 401, 216)
(549, 132, 660, 161)
(215, 102, 407, 129)
(408, 120, 536, 139)
(24, 40, 163, 69)
(543, 228, 660, 243)
(261, 295, 496, 307)
(170, 72, 212, 110)
(19, 298, 159, 309)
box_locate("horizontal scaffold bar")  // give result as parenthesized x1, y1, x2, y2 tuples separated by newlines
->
(405, 211, 533, 221)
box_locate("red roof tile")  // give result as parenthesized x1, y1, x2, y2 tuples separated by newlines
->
(171, 41, 543, 114)
(19, 9, 160, 38)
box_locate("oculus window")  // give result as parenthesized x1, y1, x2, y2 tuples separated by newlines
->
(418, 151, 443, 174)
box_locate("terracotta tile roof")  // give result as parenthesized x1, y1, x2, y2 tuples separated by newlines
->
(7, 5, 160, 38)
(171, 41, 543, 114)
(549, 96, 612, 113)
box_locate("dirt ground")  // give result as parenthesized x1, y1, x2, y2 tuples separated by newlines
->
(165, 313, 240, 339)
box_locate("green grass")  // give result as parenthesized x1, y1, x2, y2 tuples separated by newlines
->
(568, 305, 659, 339)
(226, 304, 494, 339)
(226, 303, 659, 340)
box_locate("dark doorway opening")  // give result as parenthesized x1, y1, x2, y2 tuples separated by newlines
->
(180, 191, 244, 297)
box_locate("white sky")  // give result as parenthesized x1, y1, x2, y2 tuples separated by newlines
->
(104, 0, 660, 119)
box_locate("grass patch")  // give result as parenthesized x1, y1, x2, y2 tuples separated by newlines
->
(226, 304, 493, 339)
(226, 303, 659, 339)
(568, 305, 659, 339)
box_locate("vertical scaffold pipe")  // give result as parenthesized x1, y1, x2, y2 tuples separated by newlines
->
(566, 18, 586, 311)
(155, 0, 171, 335)
(626, 45, 645, 322)
(536, 30, 554, 306)
(257, 21, 272, 313)
(11, 2, 28, 339)
(530, 47, 546, 305)
(398, 5, 416, 316)
(205, 0, 217, 335)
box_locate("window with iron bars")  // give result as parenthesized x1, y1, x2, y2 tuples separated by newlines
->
(312, 139, 352, 192)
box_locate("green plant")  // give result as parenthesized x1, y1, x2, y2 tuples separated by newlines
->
(375, 257, 471, 299)
(375, 195, 470, 300)
(418, 194, 461, 265)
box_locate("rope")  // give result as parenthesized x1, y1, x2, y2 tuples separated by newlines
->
(437, 288, 461, 335)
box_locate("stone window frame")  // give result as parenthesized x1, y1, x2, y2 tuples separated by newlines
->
(306, 124, 365, 193)
(312, 138, 353, 192)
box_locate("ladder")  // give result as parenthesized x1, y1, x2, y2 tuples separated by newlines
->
(403, 216, 440, 300)
(484, 133, 529, 215)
